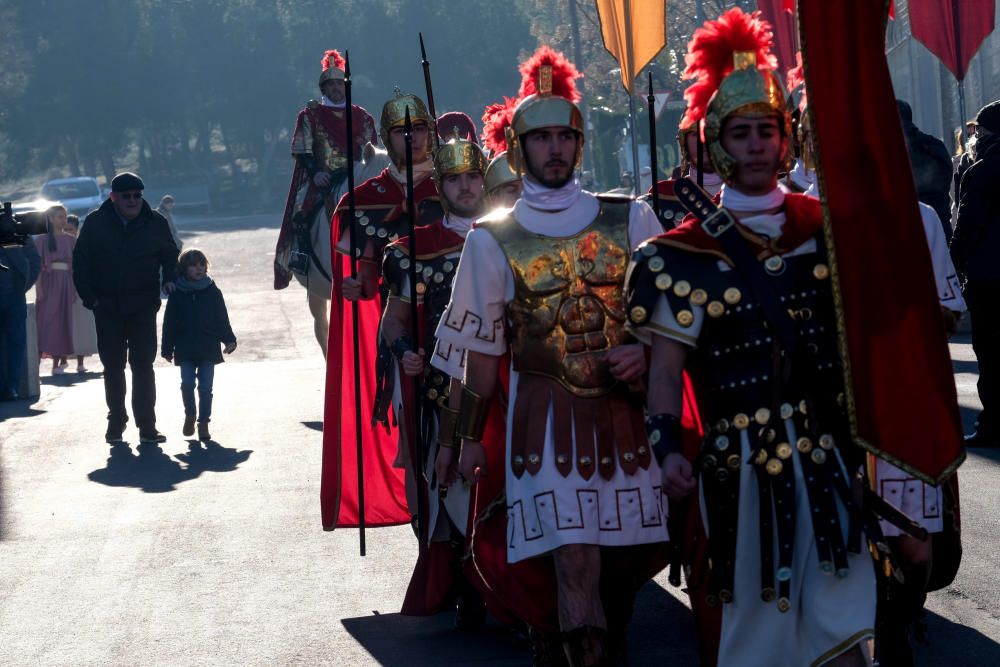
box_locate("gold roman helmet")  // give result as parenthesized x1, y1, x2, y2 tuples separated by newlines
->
(318, 50, 346, 87)
(433, 132, 487, 214)
(484, 152, 521, 196)
(680, 8, 791, 182)
(702, 51, 791, 181)
(433, 132, 488, 181)
(505, 46, 585, 176)
(379, 88, 435, 163)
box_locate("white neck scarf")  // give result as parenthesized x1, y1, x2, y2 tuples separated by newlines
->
(444, 213, 476, 237)
(321, 95, 346, 109)
(521, 175, 582, 212)
(688, 167, 724, 189)
(388, 158, 433, 185)
(720, 184, 786, 213)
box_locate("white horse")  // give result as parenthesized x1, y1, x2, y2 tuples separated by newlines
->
(294, 143, 391, 357)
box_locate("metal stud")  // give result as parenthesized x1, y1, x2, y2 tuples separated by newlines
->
(723, 287, 742, 304)
(648, 256, 665, 272)
(707, 301, 725, 318)
(655, 273, 673, 291)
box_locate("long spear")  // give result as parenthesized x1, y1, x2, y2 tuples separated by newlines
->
(403, 107, 427, 538)
(344, 52, 366, 557)
(419, 33, 440, 149)
(646, 71, 660, 219)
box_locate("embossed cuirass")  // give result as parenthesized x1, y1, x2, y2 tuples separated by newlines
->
(311, 117, 349, 173)
(483, 197, 633, 397)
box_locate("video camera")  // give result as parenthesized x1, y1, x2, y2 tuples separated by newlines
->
(0, 201, 50, 271)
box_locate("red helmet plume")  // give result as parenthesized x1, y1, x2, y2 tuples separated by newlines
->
(481, 97, 518, 155)
(517, 45, 582, 103)
(322, 49, 346, 72)
(680, 7, 777, 129)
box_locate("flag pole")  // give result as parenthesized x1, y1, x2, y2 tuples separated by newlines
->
(344, 52, 366, 557)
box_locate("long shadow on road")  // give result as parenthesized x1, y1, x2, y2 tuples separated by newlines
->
(915, 609, 1000, 666)
(342, 580, 698, 666)
(87, 440, 252, 493)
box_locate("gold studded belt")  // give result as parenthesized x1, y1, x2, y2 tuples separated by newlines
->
(509, 374, 649, 480)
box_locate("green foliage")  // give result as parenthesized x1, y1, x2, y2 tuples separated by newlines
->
(0, 0, 745, 197)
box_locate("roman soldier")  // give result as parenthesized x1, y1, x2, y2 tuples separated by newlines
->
(480, 97, 523, 209)
(380, 132, 488, 622)
(319, 90, 442, 537)
(274, 49, 378, 356)
(626, 8, 956, 666)
(646, 123, 724, 231)
(435, 46, 668, 665)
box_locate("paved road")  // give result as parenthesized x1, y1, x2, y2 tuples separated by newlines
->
(1, 212, 997, 666)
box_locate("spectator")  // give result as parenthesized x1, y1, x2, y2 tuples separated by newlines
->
(0, 233, 41, 401)
(73, 172, 179, 444)
(65, 214, 97, 371)
(952, 100, 1000, 448)
(155, 194, 182, 251)
(898, 99, 954, 242)
(34, 205, 79, 375)
(161, 248, 237, 441)
(608, 170, 634, 195)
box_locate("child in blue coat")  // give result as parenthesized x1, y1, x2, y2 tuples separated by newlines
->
(161, 249, 236, 440)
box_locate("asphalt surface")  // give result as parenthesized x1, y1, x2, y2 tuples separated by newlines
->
(1, 212, 998, 666)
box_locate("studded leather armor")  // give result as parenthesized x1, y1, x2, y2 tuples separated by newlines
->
(627, 233, 866, 613)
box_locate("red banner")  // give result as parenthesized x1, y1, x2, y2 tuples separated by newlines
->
(910, 0, 996, 81)
(799, 0, 964, 484)
(758, 0, 797, 76)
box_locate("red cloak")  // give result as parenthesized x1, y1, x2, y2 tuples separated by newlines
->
(321, 169, 441, 531)
(274, 102, 377, 290)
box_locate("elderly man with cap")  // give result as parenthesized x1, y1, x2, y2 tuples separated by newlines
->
(73, 172, 179, 444)
(953, 99, 1000, 448)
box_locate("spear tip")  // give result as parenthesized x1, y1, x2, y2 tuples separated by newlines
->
(419, 32, 428, 61)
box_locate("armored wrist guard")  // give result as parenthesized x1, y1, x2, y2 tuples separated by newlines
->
(646, 413, 682, 465)
(437, 405, 460, 449)
(455, 386, 489, 443)
(389, 336, 414, 361)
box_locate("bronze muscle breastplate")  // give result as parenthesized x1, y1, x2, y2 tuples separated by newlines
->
(310, 112, 348, 172)
(483, 197, 632, 398)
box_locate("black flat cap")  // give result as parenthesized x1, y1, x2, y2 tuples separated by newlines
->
(111, 172, 145, 192)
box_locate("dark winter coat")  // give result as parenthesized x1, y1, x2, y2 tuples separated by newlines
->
(72, 198, 178, 315)
(161, 281, 237, 365)
(903, 121, 954, 240)
(953, 132, 1000, 283)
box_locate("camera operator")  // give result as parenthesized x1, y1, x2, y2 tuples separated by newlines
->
(0, 233, 41, 401)
(73, 173, 178, 444)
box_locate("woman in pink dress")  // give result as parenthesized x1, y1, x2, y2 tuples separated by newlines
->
(34, 205, 79, 374)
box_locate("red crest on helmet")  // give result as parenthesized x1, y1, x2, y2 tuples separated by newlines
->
(322, 49, 346, 72)
(517, 45, 582, 103)
(481, 97, 518, 156)
(680, 8, 777, 130)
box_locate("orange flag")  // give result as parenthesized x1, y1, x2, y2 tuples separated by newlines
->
(596, 0, 667, 91)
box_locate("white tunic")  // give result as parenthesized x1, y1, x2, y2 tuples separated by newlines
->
(632, 190, 876, 666)
(435, 185, 670, 562)
(389, 213, 473, 541)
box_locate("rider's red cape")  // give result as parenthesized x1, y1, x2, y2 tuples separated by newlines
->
(321, 170, 440, 531)
(274, 103, 376, 290)
(800, 0, 964, 484)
